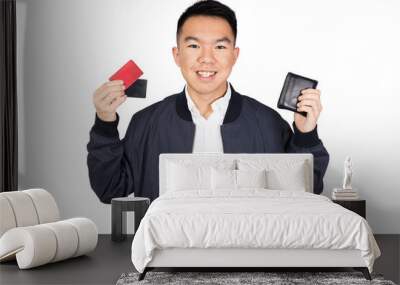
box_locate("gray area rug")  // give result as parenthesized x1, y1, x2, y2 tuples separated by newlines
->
(116, 271, 396, 285)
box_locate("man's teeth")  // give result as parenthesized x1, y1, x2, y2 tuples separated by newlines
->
(197, 71, 216, 78)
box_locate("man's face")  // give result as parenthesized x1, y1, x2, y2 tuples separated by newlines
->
(173, 16, 239, 96)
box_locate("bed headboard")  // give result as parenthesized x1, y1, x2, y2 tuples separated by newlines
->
(159, 153, 314, 195)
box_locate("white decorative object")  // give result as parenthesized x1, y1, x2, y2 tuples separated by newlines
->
(0, 189, 98, 269)
(332, 156, 359, 200)
(342, 156, 353, 190)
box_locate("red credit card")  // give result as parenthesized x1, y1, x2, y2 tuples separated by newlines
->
(109, 60, 143, 88)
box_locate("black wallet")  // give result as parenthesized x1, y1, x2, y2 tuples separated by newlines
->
(126, 79, 147, 98)
(277, 72, 318, 117)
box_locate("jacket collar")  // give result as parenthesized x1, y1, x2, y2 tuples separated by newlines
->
(175, 83, 242, 124)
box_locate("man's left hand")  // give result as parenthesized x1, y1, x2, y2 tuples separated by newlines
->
(294, 88, 323, 133)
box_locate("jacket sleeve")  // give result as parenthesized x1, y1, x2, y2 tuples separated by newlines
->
(86, 113, 135, 204)
(282, 120, 330, 195)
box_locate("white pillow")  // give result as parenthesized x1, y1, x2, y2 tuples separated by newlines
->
(166, 158, 236, 192)
(211, 168, 236, 190)
(211, 168, 268, 190)
(266, 167, 306, 191)
(236, 169, 267, 189)
(237, 159, 308, 191)
(167, 162, 210, 191)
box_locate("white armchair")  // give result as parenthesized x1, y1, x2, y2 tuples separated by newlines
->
(0, 188, 98, 269)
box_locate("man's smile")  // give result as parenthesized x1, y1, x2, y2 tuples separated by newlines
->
(196, 70, 218, 80)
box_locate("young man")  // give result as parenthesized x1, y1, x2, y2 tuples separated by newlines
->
(87, 0, 329, 203)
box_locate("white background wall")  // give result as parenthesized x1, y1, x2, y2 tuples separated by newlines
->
(16, 0, 400, 234)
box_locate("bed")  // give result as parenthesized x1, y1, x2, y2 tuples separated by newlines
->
(131, 153, 381, 280)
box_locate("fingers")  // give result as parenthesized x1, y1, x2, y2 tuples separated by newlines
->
(297, 99, 318, 109)
(97, 93, 126, 113)
(93, 80, 127, 115)
(294, 89, 322, 131)
(93, 81, 124, 102)
(98, 84, 125, 100)
(94, 79, 123, 94)
(109, 94, 127, 110)
(103, 90, 125, 105)
(297, 89, 322, 119)
(299, 89, 320, 101)
(301, 88, 320, 95)
(104, 80, 124, 87)
(297, 104, 318, 119)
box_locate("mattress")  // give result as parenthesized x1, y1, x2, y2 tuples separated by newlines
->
(131, 189, 381, 273)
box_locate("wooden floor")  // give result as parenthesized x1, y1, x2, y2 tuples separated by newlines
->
(0, 234, 398, 285)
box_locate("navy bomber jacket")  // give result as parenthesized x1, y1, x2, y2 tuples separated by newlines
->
(87, 84, 329, 203)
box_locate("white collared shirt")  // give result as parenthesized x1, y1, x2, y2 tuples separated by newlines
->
(185, 83, 231, 153)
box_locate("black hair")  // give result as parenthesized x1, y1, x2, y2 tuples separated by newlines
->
(176, 0, 237, 44)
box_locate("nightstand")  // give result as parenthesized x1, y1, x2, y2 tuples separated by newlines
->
(332, 199, 366, 219)
(111, 197, 150, 242)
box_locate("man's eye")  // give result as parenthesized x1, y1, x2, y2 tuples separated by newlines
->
(216, 45, 226, 49)
(188, 44, 199, 48)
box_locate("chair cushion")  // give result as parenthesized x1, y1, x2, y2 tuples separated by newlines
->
(0, 218, 98, 269)
(0, 196, 16, 237)
(41, 221, 79, 262)
(0, 188, 60, 238)
(23, 188, 60, 224)
(0, 191, 39, 227)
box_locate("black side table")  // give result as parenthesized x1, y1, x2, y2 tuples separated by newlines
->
(332, 199, 366, 219)
(111, 197, 150, 242)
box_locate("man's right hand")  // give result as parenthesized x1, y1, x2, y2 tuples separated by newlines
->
(93, 80, 127, 122)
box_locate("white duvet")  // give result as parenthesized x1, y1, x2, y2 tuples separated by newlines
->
(131, 189, 381, 273)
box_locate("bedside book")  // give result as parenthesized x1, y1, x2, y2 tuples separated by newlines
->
(332, 188, 359, 200)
